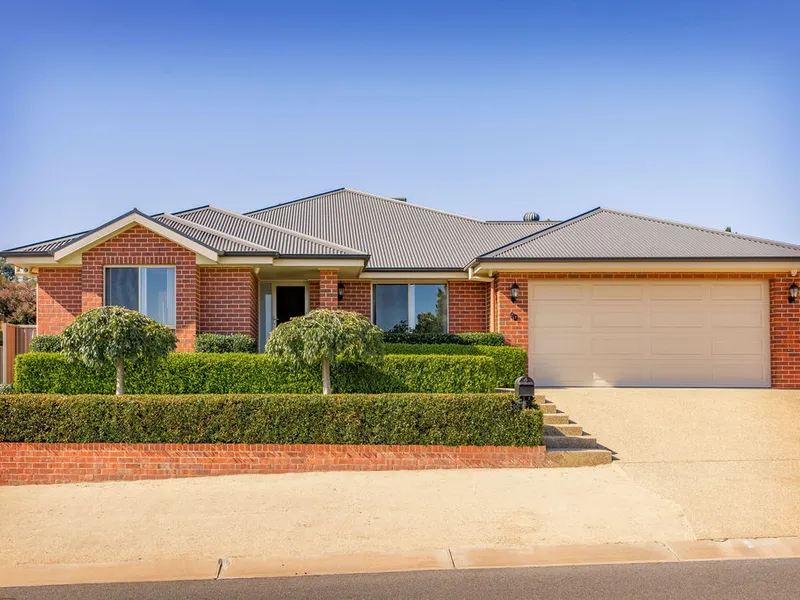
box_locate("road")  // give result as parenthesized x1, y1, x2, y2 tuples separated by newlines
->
(4, 558, 800, 600)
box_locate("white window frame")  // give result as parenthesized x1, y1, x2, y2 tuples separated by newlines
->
(103, 265, 177, 328)
(371, 282, 449, 333)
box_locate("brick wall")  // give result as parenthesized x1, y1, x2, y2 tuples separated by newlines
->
(0, 443, 546, 485)
(197, 267, 258, 338)
(493, 271, 800, 388)
(309, 280, 320, 310)
(318, 269, 339, 308)
(770, 277, 800, 389)
(36, 268, 81, 335)
(339, 281, 371, 318)
(79, 225, 198, 352)
(448, 281, 490, 333)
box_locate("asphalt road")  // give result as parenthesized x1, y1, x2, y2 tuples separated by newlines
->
(4, 559, 800, 600)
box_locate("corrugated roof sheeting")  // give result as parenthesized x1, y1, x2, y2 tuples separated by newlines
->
(4, 234, 84, 254)
(248, 189, 552, 269)
(152, 215, 255, 253)
(485, 209, 800, 259)
(174, 207, 354, 256)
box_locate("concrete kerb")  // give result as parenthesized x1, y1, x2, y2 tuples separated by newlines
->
(5, 537, 800, 588)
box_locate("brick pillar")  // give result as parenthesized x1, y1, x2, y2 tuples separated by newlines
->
(770, 277, 800, 389)
(318, 270, 339, 308)
(494, 273, 528, 349)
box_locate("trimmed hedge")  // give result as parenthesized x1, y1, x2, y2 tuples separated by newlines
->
(29, 335, 63, 353)
(382, 332, 505, 346)
(385, 344, 527, 387)
(0, 393, 543, 447)
(195, 333, 258, 354)
(14, 352, 497, 395)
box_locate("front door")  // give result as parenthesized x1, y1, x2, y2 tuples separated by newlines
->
(275, 286, 306, 326)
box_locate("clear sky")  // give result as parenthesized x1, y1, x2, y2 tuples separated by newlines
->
(1, 0, 798, 250)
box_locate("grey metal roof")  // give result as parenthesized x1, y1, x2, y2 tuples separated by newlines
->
(480, 207, 800, 260)
(247, 188, 553, 269)
(3, 233, 86, 254)
(171, 205, 366, 256)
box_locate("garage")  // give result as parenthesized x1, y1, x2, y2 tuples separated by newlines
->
(528, 280, 770, 387)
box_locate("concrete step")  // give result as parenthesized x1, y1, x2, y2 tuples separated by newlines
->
(544, 423, 584, 436)
(543, 449, 613, 468)
(543, 413, 570, 425)
(543, 435, 598, 449)
(536, 402, 558, 414)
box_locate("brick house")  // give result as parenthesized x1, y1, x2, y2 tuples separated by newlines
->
(3, 188, 799, 388)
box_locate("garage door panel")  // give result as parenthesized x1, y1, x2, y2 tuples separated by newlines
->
(651, 309, 707, 328)
(528, 280, 769, 388)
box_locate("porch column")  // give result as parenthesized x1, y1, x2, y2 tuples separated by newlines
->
(318, 269, 339, 308)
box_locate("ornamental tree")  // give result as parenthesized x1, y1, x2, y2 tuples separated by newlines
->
(266, 309, 384, 394)
(61, 306, 177, 395)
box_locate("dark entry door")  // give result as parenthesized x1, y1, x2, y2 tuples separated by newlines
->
(275, 286, 306, 326)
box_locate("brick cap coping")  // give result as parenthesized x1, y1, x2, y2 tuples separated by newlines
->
(0, 443, 546, 486)
(5, 537, 800, 587)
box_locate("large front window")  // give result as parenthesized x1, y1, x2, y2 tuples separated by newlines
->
(104, 266, 176, 327)
(373, 283, 448, 333)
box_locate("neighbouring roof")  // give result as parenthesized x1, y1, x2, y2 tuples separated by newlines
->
(4, 189, 800, 267)
(479, 207, 800, 261)
(247, 188, 553, 269)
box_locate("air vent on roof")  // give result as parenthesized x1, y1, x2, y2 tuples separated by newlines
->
(392, 197, 407, 202)
(523, 212, 540, 221)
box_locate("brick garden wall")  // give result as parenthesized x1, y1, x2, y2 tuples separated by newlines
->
(448, 280, 490, 333)
(80, 225, 198, 352)
(35, 268, 81, 335)
(493, 271, 800, 388)
(0, 443, 547, 485)
(197, 267, 258, 338)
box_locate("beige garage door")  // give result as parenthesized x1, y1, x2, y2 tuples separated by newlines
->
(528, 280, 770, 387)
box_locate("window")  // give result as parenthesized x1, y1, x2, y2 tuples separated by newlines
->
(104, 266, 176, 327)
(373, 284, 447, 333)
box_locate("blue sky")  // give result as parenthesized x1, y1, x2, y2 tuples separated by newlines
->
(1, 0, 799, 250)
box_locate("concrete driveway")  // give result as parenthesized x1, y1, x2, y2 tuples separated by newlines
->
(542, 388, 800, 540)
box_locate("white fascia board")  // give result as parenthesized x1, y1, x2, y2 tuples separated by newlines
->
(214, 256, 276, 265)
(471, 260, 800, 273)
(272, 258, 367, 268)
(53, 213, 219, 262)
(360, 271, 471, 280)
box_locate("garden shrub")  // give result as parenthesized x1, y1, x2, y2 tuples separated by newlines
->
(0, 393, 542, 447)
(385, 344, 527, 387)
(195, 333, 258, 354)
(382, 331, 505, 346)
(15, 352, 497, 395)
(0, 383, 13, 394)
(29, 334, 63, 353)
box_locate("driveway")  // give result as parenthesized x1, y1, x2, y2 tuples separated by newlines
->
(542, 388, 800, 540)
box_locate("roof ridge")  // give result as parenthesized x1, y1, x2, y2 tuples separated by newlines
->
(248, 187, 487, 224)
(478, 207, 602, 258)
(159, 213, 276, 253)
(206, 205, 368, 256)
(599, 207, 800, 251)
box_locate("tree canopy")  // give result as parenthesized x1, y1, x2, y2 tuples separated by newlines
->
(61, 306, 177, 395)
(266, 309, 384, 394)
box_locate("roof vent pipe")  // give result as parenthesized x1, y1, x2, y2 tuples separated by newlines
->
(523, 212, 540, 221)
(392, 197, 407, 202)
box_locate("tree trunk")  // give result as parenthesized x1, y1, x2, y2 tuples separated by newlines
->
(115, 358, 125, 396)
(321, 358, 331, 395)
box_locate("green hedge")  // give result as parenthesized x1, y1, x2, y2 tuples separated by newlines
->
(382, 332, 505, 346)
(15, 352, 497, 395)
(0, 393, 542, 447)
(29, 335, 63, 353)
(195, 333, 258, 354)
(385, 344, 527, 387)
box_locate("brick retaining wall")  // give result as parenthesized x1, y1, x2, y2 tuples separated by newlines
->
(0, 443, 547, 485)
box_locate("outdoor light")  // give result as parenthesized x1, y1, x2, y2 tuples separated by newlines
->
(510, 281, 519, 303)
(337, 282, 345, 302)
(790, 282, 799, 303)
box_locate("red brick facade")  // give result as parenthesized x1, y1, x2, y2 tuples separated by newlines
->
(197, 267, 258, 338)
(0, 442, 546, 485)
(492, 271, 800, 389)
(339, 280, 372, 318)
(36, 268, 81, 336)
(79, 225, 198, 352)
(448, 280, 490, 333)
(318, 269, 339, 308)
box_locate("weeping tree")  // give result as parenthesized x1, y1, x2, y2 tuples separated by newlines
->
(61, 306, 177, 395)
(266, 309, 384, 394)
